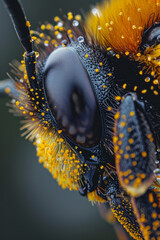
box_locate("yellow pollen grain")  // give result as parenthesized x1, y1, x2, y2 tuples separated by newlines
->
(54, 16, 60, 22)
(152, 212, 157, 219)
(44, 40, 49, 45)
(148, 134, 152, 139)
(129, 138, 134, 144)
(46, 23, 52, 30)
(130, 111, 135, 116)
(129, 175, 134, 180)
(115, 96, 121, 101)
(105, 22, 109, 27)
(124, 154, 129, 159)
(119, 149, 123, 154)
(126, 146, 130, 151)
(123, 83, 127, 89)
(108, 73, 112, 76)
(26, 21, 31, 27)
(85, 54, 89, 58)
(132, 25, 136, 29)
(141, 89, 147, 94)
(132, 161, 137, 166)
(134, 86, 137, 91)
(114, 112, 120, 120)
(20, 106, 24, 110)
(119, 133, 124, 138)
(116, 54, 120, 59)
(145, 77, 150, 82)
(124, 178, 129, 184)
(121, 122, 126, 127)
(141, 173, 146, 179)
(40, 33, 45, 38)
(154, 90, 159, 95)
(68, 15, 73, 20)
(75, 15, 81, 21)
(153, 79, 159, 85)
(54, 25, 59, 30)
(4, 87, 11, 94)
(136, 53, 141, 57)
(59, 27, 64, 31)
(130, 153, 135, 158)
(41, 24, 45, 30)
(118, 140, 122, 146)
(95, 68, 99, 73)
(142, 151, 147, 157)
(151, 71, 155, 76)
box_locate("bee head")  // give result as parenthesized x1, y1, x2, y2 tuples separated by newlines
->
(3, 0, 160, 201)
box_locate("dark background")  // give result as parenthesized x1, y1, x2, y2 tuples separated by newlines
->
(0, 0, 117, 239)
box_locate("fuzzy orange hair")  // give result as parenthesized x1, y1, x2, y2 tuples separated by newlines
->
(86, 0, 160, 53)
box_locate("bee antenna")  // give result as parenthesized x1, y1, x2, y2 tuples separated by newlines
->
(3, 0, 37, 89)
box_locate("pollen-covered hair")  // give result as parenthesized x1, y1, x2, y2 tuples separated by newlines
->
(9, 13, 89, 192)
(3, 0, 160, 239)
(86, 0, 160, 53)
(9, 12, 110, 204)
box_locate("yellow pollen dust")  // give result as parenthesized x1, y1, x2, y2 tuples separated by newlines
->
(88, 191, 105, 204)
(36, 132, 82, 191)
(4, 87, 11, 94)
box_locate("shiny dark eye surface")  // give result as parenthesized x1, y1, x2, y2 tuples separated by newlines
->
(141, 23, 160, 48)
(44, 47, 102, 147)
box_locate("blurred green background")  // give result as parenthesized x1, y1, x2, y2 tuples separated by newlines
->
(0, 0, 117, 239)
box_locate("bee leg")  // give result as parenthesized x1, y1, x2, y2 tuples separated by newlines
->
(98, 203, 135, 240)
(131, 188, 160, 240)
(97, 174, 143, 240)
(0, 79, 19, 97)
(114, 93, 157, 197)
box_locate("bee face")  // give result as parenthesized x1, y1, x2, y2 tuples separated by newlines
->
(28, 37, 118, 194)
(1, 0, 160, 239)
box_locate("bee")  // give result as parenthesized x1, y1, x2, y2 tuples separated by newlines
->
(1, 0, 160, 239)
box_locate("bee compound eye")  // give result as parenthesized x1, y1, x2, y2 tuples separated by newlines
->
(142, 23, 160, 47)
(148, 25, 160, 43)
(44, 47, 102, 147)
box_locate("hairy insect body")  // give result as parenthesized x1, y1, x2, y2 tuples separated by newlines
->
(2, 0, 160, 239)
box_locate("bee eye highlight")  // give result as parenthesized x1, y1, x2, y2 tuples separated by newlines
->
(142, 23, 160, 48)
(44, 47, 102, 147)
(147, 25, 160, 43)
